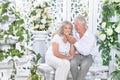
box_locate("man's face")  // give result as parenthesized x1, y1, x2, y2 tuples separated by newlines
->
(73, 20, 79, 30)
(74, 20, 84, 32)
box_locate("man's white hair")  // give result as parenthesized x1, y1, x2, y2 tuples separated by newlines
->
(75, 15, 87, 29)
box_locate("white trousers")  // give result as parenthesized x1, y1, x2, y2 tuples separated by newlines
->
(45, 55, 70, 80)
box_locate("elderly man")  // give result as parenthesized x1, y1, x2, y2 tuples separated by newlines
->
(68, 15, 96, 80)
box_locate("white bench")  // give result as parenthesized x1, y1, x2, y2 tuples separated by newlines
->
(38, 64, 55, 80)
(38, 63, 109, 80)
(89, 66, 109, 80)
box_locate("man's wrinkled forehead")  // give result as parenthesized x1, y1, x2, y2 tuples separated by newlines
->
(74, 19, 79, 24)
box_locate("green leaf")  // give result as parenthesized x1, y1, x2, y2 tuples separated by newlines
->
(1, 9, 7, 15)
(1, 2, 9, 9)
(111, 69, 120, 80)
(32, 57, 36, 64)
(14, 12, 20, 18)
(16, 19, 24, 25)
(102, 49, 111, 65)
(2, 15, 9, 22)
(30, 10, 36, 16)
(16, 28, 23, 36)
(29, 50, 36, 55)
(0, 34, 3, 38)
(36, 53, 41, 63)
(18, 36, 24, 42)
(25, 30, 30, 42)
(8, 25, 14, 35)
(21, 45, 25, 50)
(9, 6, 20, 18)
(4, 52, 10, 58)
(0, 50, 4, 61)
(0, 2, 9, 15)
(103, 0, 109, 4)
(10, 49, 23, 57)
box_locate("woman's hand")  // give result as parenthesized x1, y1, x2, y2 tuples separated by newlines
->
(67, 35, 76, 44)
(68, 44, 75, 60)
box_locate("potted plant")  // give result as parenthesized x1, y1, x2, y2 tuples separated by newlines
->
(27, 50, 42, 80)
(96, 0, 120, 79)
(28, 0, 54, 37)
(28, 1, 53, 31)
(97, 0, 120, 66)
(27, 0, 53, 63)
(0, 1, 30, 80)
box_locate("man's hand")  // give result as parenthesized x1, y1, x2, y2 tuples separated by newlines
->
(67, 35, 76, 44)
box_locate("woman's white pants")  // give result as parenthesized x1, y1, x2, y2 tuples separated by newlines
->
(45, 55, 70, 80)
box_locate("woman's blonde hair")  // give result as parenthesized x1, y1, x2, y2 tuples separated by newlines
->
(58, 21, 73, 36)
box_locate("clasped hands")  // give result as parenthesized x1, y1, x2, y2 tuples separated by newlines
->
(52, 33, 76, 44)
(66, 35, 76, 60)
(66, 35, 76, 44)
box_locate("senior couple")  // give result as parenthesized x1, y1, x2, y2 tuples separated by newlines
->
(45, 15, 96, 80)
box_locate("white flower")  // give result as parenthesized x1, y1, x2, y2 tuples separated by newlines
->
(16, 6, 21, 12)
(101, 22, 106, 29)
(29, 1, 52, 31)
(27, 3, 32, 9)
(106, 28, 113, 36)
(34, 2, 38, 7)
(96, 30, 101, 37)
(41, 18, 46, 24)
(115, 26, 120, 33)
(36, 9, 41, 13)
(34, 24, 39, 29)
(112, 24, 116, 28)
(8, 35, 13, 38)
(99, 34, 106, 41)
(47, 15, 52, 20)
(41, 14, 45, 18)
(41, 4, 46, 7)
(44, 8, 49, 13)
(108, 43, 111, 47)
(48, 23, 53, 27)
(39, 24, 45, 29)
(36, 14, 40, 17)
(32, 16, 38, 21)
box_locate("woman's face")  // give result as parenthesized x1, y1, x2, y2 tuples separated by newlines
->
(63, 24, 72, 36)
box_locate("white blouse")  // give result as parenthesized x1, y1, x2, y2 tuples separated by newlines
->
(46, 34, 70, 56)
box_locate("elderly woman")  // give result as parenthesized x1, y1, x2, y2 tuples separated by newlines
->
(45, 21, 75, 80)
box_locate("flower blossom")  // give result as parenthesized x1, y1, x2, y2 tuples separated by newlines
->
(101, 22, 106, 29)
(115, 26, 120, 33)
(106, 28, 113, 36)
(99, 34, 106, 41)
